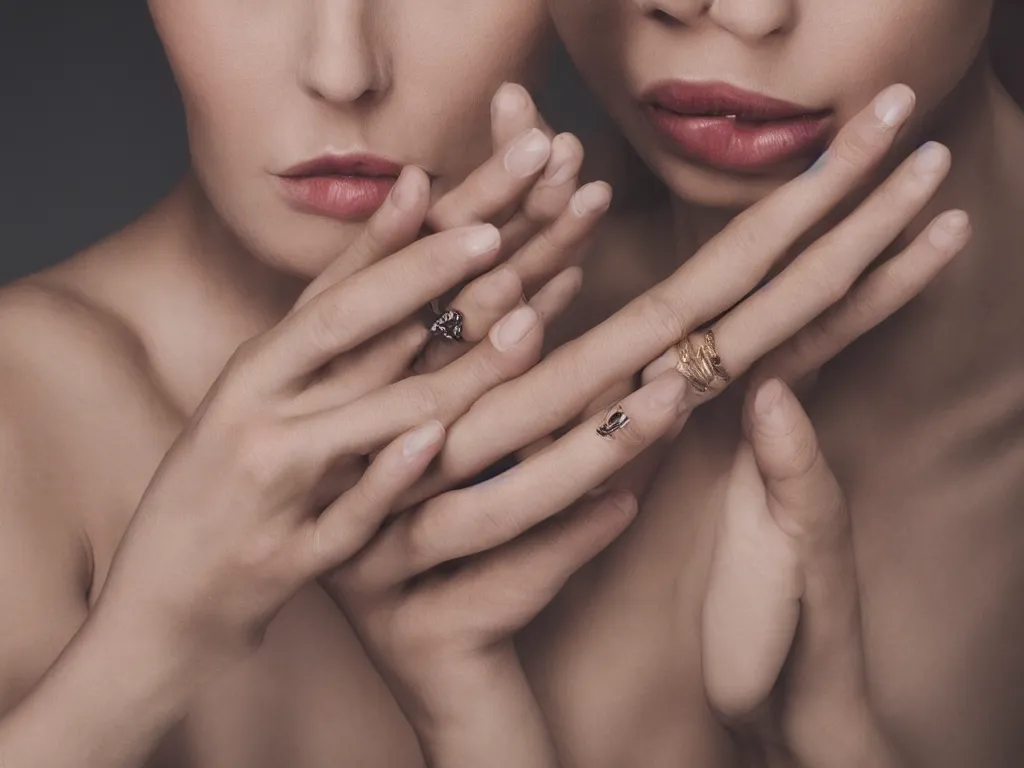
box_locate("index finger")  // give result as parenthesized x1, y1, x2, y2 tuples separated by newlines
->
(420, 85, 919, 492)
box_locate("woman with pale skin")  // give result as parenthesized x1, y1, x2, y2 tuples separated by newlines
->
(473, 0, 1017, 766)
(0, 3, 989, 768)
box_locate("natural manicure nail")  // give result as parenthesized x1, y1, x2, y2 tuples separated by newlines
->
(461, 225, 501, 257)
(490, 306, 538, 351)
(913, 142, 948, 174)
(403, 421, 445, 458)
(874, 84, 915, 129)
(493, 82, 528, 119)
(505, 128, 551, 177)
(928, 211, 970, 250)
(572, 183, 612, 216)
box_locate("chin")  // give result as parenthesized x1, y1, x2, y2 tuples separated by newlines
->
(650, 152, 804, 210)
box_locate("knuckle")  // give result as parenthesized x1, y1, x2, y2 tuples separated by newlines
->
(304, 294, 347, 354)
(798, 256, 851, 306)
(636, 291, 689, 346)
(231, 420, 298, 486)
(401, 504, 448, 566)
(402, 378, 443, 422)
(830, 124, 880, 169)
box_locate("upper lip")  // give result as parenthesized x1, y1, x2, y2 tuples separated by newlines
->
(279, 153, 404, 178)
(642, 80, 828, 121)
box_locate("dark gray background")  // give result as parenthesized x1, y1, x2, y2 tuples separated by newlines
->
(1, 2, 189, 284)
(0, 2, 605, 285)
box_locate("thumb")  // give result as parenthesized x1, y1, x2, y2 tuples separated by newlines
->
(745, 379, 866, 704)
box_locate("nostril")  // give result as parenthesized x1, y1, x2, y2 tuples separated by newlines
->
(647, 8, 684, 27)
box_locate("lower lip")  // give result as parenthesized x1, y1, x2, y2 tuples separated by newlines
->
(644, 105, 833, 173)
(277, 175, 396, 220)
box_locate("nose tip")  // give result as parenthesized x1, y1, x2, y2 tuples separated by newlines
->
(638, 0, 795, 41)
(300, 5, 391, 107)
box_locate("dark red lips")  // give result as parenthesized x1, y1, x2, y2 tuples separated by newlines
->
(642, 81, 834, 173)
(277, 154, 403, 220)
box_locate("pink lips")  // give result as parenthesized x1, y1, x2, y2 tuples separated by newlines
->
(642, 81, 834, 173)
(277, 154, 403, 220)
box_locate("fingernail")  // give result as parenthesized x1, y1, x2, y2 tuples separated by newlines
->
(460, 224, 501, 258)
(646, 372, 687, 409)
(541, 135, 579, 187)
(913, 142, 948, 175)
(493, 82, 528, 120)
(490, 306, 538, 351)
(572, 183, 612, 216)
(505, 128, 551, 177)
(403, 421, 445, 458)
(754, 379, 786, 431)
(928, 210, 970, 250)
(389, 167, 420, 211)
(874, 84, 915, 129)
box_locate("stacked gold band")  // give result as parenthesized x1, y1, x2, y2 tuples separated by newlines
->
(675, 329, 731, 394)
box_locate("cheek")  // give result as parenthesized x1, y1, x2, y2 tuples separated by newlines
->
(394, 2, 552, 185)
(806, 2, 991, 118)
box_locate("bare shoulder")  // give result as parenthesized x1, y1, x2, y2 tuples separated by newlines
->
(0, 274, 172, 711)
(0, 275, 183, 546)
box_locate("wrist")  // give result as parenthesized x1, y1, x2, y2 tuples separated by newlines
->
(0, 603, 208, 767)
(399, 646, 560, 768)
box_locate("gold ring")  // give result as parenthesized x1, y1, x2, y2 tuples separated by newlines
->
(674, 329, 731, 394)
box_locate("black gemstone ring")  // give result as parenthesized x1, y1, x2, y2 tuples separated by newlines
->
(430, 308, 466, 342)
(596, 406, 631, 438)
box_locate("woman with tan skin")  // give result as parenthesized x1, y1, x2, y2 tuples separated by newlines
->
(0, 3, 974, 768)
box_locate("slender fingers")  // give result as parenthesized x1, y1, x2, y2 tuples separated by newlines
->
(505, 181, 611, 295)
(643, 84, 918, 335)
(702, 440, 802, 719)
(413, 87, 923, 493)
(417, 265, 583, 375)
(304, 305, 544, 456)
(247, 224, 503, 391)
(527, 266, 585, 325)
(745, 380, 866, 700)
(379, 371, 689, 582)
(709, 141, 952, 376)
(750, 210, 970, 392)
(292, 167, 432, 310)
(491, 82, 553, 150)
(426, 127, 552, 233)
(412, 492, 638, 635)
(301, 421, 447, 574)
(498, 133, 587, 258)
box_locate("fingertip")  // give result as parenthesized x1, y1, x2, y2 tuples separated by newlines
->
(402, 420, 446, 460)
(388, 165, 430, 213)
(571, 181, 613, 217)
(492, 82, 530, 120)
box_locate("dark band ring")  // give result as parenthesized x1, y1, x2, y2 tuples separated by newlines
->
(597, 405, 631, 438)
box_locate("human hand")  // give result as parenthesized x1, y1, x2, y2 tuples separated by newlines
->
(406, 84, 969, 504)
(703, 379, 904, 768)
(322, 368, 703, 766)
(299, 82, 610, 380)
(92, 196, 558, 671)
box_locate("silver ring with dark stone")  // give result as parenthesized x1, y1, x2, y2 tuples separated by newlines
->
(430, 308, 466, 342)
